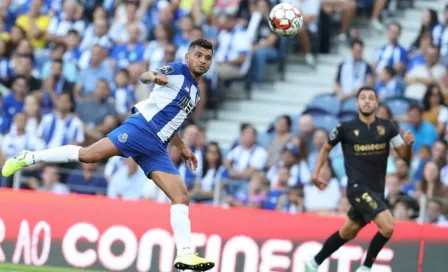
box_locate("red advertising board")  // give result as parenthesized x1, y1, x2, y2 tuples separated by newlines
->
(0, 189, 447, 271)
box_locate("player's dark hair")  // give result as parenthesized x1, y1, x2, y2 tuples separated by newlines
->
(356, 86, 377, 99)
(408, 104, 423, 113)
(383, 66, 396, 77)
(189, 39, 214, 54)
(202, 142, 223, 178)
(350, 38, 364, 48)
(423, 84, 445, 111)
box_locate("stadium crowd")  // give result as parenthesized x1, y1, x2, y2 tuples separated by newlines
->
(0, 0, 448, 227)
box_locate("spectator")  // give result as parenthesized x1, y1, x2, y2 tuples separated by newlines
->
(276, 185, 305, 213)
(295, 0, 319, 66)
(162, 43, 177, 65)
(40, 44, 76, 83)
(440, 151, 448, 186)
(15, 0, 50, 49)
(374, 66, 404, 101)
(376, 103, 394, 120)
(75, 44, 113, 98)
(417, 161, 448, 200)
(407, 33, 433, 71)
(432, 139, 447, 168)
(426, 199, 448, 226)
(10, 95, 41, 134)
(40, 59, 75, 114)
(5, 25, 26, 57)
(409, 9, 439, 56)
(304, 161, 341, 214)
(308, 129, 328, 172)
(10, 54, 41, 91)
(394, 157, 415, 196)
(111, 23, 146, 70)
(215, 13, 250, 80)
(110, 69, 135, 120)
(80, 17, 113, 52)
(0, 112, 44, 166)
(144, 24, 173, 71)
(76, 80, 117, 143)
(249, 0, 279, 85)
(321, 0, 356, 43)
(107, 157, 147, 200)
(385, 173, 408, 209)
(27, 165, 69, 194)
(0, 17, 8, 41)
(224, 125, 268, 181)
(109, 0, 147, 43)
(411, 145, 431, 183)
(0, 39, 11, 85)
(405, 45, 447, 100)
(62, 30, 82, 68)
(432, 5, 448, 61)
(267, 115, 292, 167)
(47, 0, 85, 44)
(36, 92, 84, 148)
(393, 201, 413, 221)
(191, 142, 224, 203)
(335, 39, 373, 100)
(177, 124, 203, 188)
(402, 104, 437, 153)
(173, 15, 194, 48)
(422, 84, 448, 136)
(66, 163, 108, 195)
(297, 114, 315, 147)
(0, 75, 28, 134)
(373, 22, 407, 75)
(225, 171, 267, 208)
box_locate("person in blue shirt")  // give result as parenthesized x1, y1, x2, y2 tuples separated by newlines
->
(111, 23, 146, 70)
(403, 104, 438, 153)
(373, 66, 405, 101)
(62, 30, 82, 68)
(0, 76, 28, 134)
(66, 163, 108, 195)
(3, 39, 215, 271)
(373, 23, 408, 75)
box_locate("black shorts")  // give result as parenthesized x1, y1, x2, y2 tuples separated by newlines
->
(346, 184, 388, 226)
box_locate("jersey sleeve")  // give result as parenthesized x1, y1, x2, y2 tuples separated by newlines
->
(152, 62, 183, 75)
(328, 123, 344, 146)
(388, 121, 404, 148)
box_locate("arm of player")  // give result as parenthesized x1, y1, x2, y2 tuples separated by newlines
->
(392, 129, 414, 162)
(172, 133, 198, 171)
(139, 71, 169, 85)
(311, 143, 333, 190)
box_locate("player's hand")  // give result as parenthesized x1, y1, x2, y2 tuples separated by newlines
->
(401, 129, 415, 146)
(154, 74, 169, 85)
(180, 147, 198, 171)
(312, 174, 328, 190)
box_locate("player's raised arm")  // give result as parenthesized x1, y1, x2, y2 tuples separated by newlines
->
(391, 128, 414, 162)
(139, 71, 169, 85)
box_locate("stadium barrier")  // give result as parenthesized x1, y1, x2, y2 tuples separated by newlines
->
(0, 189, 447, 272)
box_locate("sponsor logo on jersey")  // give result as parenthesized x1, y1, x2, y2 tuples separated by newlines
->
(354, 143, 387, 152)
(178, 96, 196, 114)
(377, 125, 385, 136)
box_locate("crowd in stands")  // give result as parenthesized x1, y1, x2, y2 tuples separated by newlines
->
(0, 0, 448, 227)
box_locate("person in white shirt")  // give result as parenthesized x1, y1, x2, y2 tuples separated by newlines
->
(215, 13, 251, 80)
(107, 157, 148, 200)
(109, 1, 148, 43)
(224, 125, 268, 180)
(80, 18, 114, 52)
(47, 0, 86, 45)
(0, 113, 45, 165)
(36, 93, 84, 149)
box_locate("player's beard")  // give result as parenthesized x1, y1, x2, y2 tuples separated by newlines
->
(360, 107, 375, 117)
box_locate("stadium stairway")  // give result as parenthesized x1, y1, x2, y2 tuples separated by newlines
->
(205, 0, 443, 150)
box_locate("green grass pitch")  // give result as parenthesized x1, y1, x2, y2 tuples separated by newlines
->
(0, 263, 101, 272)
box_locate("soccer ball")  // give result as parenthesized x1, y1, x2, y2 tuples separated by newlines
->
(268, 3, 303, 37)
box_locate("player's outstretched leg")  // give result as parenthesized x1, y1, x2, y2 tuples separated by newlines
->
(356, 210, 394, 272)
(1, 138, 121, 177)
(150, 171, 214, 271)
(305, 219, 363, 272)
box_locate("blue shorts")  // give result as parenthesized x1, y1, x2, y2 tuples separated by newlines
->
(107, 113, 179, 177)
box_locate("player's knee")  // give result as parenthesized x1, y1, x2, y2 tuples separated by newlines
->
(340, 224, 361, 240)
(379, 221, 394, 237)
(171, 190, 191, 205)
(79, 147, 102, 163)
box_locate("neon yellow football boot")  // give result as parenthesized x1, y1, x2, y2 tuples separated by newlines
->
(2, 151, 30, 177)
(174, 253, 215, 271)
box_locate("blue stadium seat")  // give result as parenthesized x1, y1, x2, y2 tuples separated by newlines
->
(312, 114, 340, 132)
(257, 132, 273, 148)
(339, 111, 357, 121)
(306, 94, 341, 116)
(340, 97, 358, 113)
(383, 97, 415, 117)
(291, 114, 300, 134)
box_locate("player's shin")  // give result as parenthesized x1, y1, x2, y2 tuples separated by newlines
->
(363, 232, 391, 268)
(170, 204, 193, 256)
(29, 145, 81, 165)
(314, 231, 349, 265)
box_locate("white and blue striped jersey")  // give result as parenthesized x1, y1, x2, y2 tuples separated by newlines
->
(36, 113, 85, 148)
(432, 24, 448, 56)
(374, 44, 407, 74)
(133, 63, 200, 144)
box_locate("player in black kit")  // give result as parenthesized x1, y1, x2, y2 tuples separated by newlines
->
(305, 87, 415, 272)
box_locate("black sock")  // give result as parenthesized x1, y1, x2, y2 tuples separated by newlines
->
(363, 232, 390, 268)
(314, 231, 349, 265)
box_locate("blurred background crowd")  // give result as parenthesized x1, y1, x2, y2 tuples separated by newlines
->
(1, 0, 448, 228)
